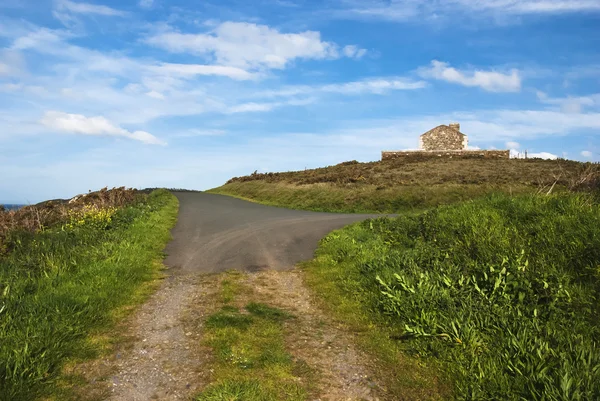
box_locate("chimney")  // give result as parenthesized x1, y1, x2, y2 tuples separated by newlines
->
(449, 122, 460, 131)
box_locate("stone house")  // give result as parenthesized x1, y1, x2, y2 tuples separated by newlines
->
(419, 123, 468, 151)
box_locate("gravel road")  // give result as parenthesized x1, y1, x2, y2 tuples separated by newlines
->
(164, 191, 388, 273)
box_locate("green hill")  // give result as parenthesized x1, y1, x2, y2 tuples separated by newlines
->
(208, 158, 598, 213)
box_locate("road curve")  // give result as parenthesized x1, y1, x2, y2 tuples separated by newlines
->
(164, 192, 391, 273)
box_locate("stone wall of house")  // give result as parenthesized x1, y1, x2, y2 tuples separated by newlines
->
(420, 126, 467, 151)
(381, 150, 510, 160)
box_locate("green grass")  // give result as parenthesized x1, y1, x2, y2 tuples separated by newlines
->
(208, 180, 522, 214)
(195, 276, 308, 401)
(302, 256, 449, 400)
(207, 158, 596, 213)
(303, 193, 600, 400)
(0, 189, 178, 401)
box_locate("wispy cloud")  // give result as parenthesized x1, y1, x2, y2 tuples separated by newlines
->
(581, 150, 593, 158)
(55, 0, 126, 16)
(536, 91, 599, 113)
(149, 63, 257, 80)
(0, 49, 25, 76)
(453, 0, 600, 14)
(528, 151, 558, 159)
(40, 111, 166, 145)
(342, 45, 367, 59)
(338, 0, 600, 22)
(418, 60, 521, 92)
(256, 77, 426, 98)
(171, 129, 227, 138)
(145, 22, 366, 70)
(226, 98, 315, 114)
(138, 0, 154, 9)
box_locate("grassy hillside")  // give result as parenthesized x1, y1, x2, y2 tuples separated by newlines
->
(0, 189, 178, 401)
(208, 158, 598, 213)
(304, 193, 600, 400)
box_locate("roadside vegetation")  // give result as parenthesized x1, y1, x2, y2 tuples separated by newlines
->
(0, 188, 178, 401)
(209, 158, 597, 213)
(304, 193, 600, 400)
(195, 272, 311, 401)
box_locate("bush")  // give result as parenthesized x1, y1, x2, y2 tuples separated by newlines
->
(0, 187, 142, 256)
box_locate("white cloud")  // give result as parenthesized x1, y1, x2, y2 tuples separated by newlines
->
(322, 78, 425, 94)
(442, 110, 600, 143)
(171, 129, 226, 138)
(506, 141, 520, 149)
(419, 60, 521, 92)
(145, 22, 360, 70)
(40, 111, 166, 145)
(0, 49, 25, 76)
(581, 150, 593, 158)
(528, 151, 558, 160)
(146, 90, 165, 100)
(340, 0, 600, 22)
(138, 0, 154, 9)
(226, 102, 278, 113)
(537, 91, 599, 113)
(342, 45, 367, 59)
(0, 83, 22, 91)
(11, 28, 66, 51)
(0, 63, 10, 75)
(257, 77, 427, 98)
(225, 97, 315, 114)
(55, 0, 126, 16)
(455, 0, 600, 14)
(149, 63, 257, 80)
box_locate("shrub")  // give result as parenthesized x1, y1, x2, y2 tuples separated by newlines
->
(0, 187, 142, 256)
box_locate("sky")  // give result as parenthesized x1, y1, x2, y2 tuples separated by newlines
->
(1, 0, 599, 203)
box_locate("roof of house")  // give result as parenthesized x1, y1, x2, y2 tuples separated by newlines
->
(420, 124, 466, 137)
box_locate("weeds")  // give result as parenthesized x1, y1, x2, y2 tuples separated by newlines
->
(0, 187, 142, 256)
(306, 193, 600, 400)
(0, 189, 178, 401)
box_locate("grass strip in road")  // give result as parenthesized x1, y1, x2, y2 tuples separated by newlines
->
(195, 273, 309, 401)
(303, 192, 600, 400)
(0, 189, 178, 401)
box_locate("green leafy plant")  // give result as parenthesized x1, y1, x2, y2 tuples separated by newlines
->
(309, 193, 600, 400)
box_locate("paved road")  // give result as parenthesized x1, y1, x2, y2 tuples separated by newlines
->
(164, 192, 391, 273)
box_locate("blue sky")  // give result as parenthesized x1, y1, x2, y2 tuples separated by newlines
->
(1, 0, 599, 203)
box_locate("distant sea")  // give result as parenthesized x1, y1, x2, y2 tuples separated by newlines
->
(2, 204, 25, 211)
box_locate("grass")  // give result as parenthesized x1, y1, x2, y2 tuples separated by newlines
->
(303, 193, 600, 400)
(208, 158, 598, 213)
(0, 187, 141, 256)
(195, 273, 309, 401)
(301, 258, 450, 400)
(0, 189, 178, 401)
